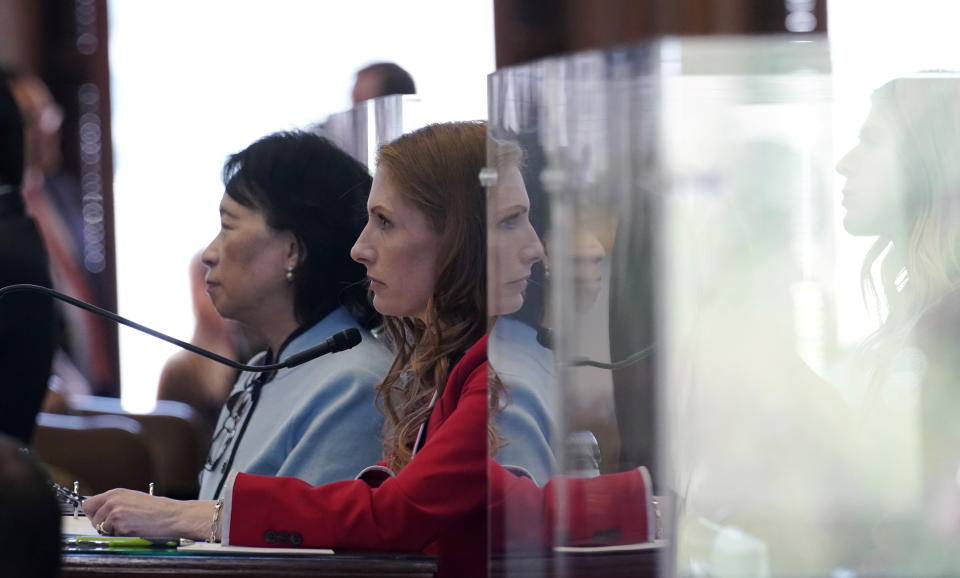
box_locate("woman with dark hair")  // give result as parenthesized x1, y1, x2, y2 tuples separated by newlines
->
(85, 123, 653, 578)
(192, 131, 391, 500)
(84, 131, 391, 516)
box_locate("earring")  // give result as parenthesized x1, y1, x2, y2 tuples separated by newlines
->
(285, 265, 294, 282)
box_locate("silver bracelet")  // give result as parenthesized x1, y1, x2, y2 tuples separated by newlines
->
(209, 498, 224, 543)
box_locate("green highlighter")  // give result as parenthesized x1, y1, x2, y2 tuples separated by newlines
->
(67, 536, 181, 549)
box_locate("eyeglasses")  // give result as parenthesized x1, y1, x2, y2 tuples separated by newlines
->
(203, 373, 265, 473)
(204, 388, 251, 473)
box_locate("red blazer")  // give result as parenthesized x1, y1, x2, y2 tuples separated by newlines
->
(224, 335, 653, 578)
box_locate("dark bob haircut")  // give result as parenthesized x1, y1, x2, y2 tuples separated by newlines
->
(223, 131, 377, 328)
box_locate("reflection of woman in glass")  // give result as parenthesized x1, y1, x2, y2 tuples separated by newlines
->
(837, 75, 960, 568)
(838, 77, 960, 330)
(490, 134, 615, 483)
(488, 139, 558, 485)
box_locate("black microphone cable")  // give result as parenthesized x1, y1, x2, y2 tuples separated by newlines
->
(3, 283, 365, 501)
(536, 326, 655, 370)
(0, 283, 361, 372)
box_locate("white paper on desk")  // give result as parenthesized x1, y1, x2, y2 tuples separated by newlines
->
(180, 541, 334, 555)
(61, 515, 98, 536)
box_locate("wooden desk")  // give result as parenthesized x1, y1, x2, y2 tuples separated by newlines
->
(63, 550, 437, 577)
(490, 545, 661, 578)
(64, 543, 659, 577)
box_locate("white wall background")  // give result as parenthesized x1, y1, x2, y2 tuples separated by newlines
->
(108, 0, 495, 411)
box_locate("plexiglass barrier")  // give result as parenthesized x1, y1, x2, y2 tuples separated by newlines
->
(317, 94, 427, 169)
(486, 43, 663, 577)
(486, 35, 960, 577)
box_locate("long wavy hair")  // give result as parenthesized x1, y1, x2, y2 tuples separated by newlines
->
(374, 122, 493, 472)
(860, 76, 960, 340)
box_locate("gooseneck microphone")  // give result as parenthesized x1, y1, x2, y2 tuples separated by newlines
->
(535, 326, 654, 370)
(281, 328, 362, 367)
(0, 284, 362, 372)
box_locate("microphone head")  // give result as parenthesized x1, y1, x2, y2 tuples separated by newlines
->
(331, 328, 362, 352)
(281, 328, 363, 369)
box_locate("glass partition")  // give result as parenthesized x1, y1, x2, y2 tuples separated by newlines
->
(487, 36, 960, 577)
(318, 94, 427, 169)
(655, 37, 837, 577)
(486, 43, 664, 576)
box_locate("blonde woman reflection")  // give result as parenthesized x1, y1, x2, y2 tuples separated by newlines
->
(836, 74, 960, 571)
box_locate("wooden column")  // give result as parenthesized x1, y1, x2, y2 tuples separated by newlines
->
(0, 0, 119, 395)
(494, 0, 828, 68)
(46, 0, 119, 396)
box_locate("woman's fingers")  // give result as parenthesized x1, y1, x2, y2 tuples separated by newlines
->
(82, 489, 149, 536)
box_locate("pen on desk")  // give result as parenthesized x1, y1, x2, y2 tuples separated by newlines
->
(149, 482, 154, 496)
(73, 536, 179, 549)
(73, 481, 80, 519)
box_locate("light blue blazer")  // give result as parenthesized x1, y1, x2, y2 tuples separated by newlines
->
(490, 316, 558, 486)
(199, 307, 391, 500)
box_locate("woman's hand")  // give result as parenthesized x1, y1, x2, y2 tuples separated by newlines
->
(82, 489, 214, 540)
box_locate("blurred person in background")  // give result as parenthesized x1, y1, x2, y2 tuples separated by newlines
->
(315, 61, 417, 157)
(0, 435, 60, 578)
(0, 69, 55, 445)
(8, 69, 116, 396)
(352, 61, 416, 104)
